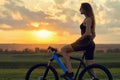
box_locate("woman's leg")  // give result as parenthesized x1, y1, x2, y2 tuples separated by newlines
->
(61, 44, 74, 73)
(86, 60, 95, 78)
(85, 41, 95, 66)
(86, 60, 94, 66)
(85, 42, 95, 77)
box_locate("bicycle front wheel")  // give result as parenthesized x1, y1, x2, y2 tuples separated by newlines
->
(25, 63, 59, 80)
(78, 64, 113, 80)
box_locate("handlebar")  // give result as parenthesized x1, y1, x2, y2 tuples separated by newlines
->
(48, 46, 58, 52)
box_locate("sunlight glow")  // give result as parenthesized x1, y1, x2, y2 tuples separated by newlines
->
(33, 29, 56, 40)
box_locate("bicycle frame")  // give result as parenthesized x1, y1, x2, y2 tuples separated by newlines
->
(47, 51, 87, 80)
(26, 46, 113, 80)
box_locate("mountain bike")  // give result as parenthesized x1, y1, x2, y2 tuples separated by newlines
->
(25, 46, 113, 80)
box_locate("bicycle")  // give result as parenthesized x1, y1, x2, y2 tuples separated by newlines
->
(25, 46, 113, 80)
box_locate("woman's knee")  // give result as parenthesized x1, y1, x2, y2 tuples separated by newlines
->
(61, 45, 73, 53)
(61, 46, 67, 53)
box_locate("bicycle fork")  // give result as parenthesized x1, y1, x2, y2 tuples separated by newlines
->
(40, 55, 55, 80)
(41, 61, 51, 80)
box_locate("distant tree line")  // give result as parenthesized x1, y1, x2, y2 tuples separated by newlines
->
(0, 47, 47, 54)
(95, 48, 120, 53)
(0, 47, 120, 54)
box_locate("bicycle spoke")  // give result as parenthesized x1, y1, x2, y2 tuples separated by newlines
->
(27, 65, 57, 80)
(81, 68, 110, 80)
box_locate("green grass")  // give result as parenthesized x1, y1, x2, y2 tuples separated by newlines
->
(0, 52, 120, 80)
(0, 69, 26, 80)
(0, 53, 50, 62)
(0, 68, 119, 80)
(0, 52, 120, 68)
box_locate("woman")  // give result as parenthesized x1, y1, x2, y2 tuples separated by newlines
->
(61, 3, 96, 78)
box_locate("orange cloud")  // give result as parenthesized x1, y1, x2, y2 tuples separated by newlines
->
(10, 11, 23, 20)
(0, 0, 120, 44)
(0, 24, 12, 29)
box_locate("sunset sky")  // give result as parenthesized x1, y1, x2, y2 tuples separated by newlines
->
(0, 0, 120, 44)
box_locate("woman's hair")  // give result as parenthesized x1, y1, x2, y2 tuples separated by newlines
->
(81, 3, 95, 30)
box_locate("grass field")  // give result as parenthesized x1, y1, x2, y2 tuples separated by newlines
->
(0, 68, 120, 80)
(0, 52, 120, 80)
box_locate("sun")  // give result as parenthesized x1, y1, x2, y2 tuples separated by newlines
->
(33, 29, 56, 41)
(36, 29, 52, 38)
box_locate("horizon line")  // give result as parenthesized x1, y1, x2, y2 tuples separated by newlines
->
(0, 43, 120, 45)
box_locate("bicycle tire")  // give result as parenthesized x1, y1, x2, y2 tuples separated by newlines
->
(25, 63, 59, 80)
(78, 64, 113, 80)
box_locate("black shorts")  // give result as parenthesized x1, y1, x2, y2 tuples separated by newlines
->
(71, 36, 95, 60)
(84, 41, 95, 60)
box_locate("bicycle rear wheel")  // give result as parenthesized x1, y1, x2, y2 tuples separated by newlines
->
(25, 63, 59, 80)
(78, 64, 113, 80)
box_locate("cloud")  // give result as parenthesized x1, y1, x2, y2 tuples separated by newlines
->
(0, 0, 120, 44)
(92, 0, 120, 43)
(0, 0, 88, 35)
(94, 0, 120, 35)
(0, 0, 51, 30)
(0, 0, 120, 42)
(10, 11, 23, 20)
(54, 0, 67, 4)
(0, 0, 7, 6)
(0, 24, 12, 30)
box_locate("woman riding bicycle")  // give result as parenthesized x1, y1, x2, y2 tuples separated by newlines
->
(61, 3, 96, 78)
